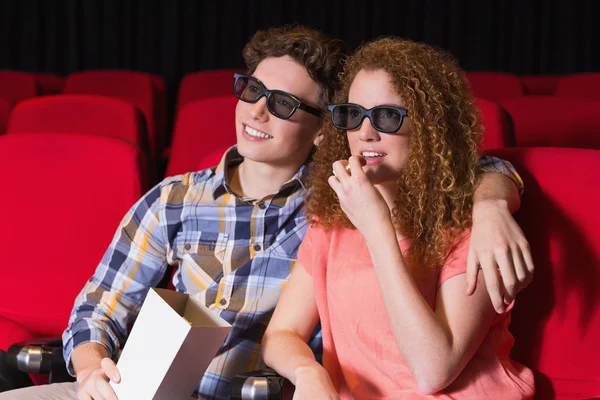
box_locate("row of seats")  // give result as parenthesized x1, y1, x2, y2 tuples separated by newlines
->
(2, 91, 600, 181)
(2, 70, 600, 190)
(0, 131, 598, 398)
(4, 69, 596, 107)
(466, 72, 600, 101)
(3, 70, 600, 158)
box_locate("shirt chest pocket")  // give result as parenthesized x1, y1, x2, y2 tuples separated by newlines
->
(174, 231, 229, 293)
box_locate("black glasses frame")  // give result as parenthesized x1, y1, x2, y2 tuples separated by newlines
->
(233, 73, 321, 119)
(327, 103, 409, 134)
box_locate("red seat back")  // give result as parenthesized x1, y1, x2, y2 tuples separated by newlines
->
(466, 72, 525, 102)
(7, 95, 146, 150)
(196, 145, 229, 171)
(521, 75, 561, 96)
(0, 71, 38, 104)
(475, 98, 513, 150)
(64, 70, 160, 158)
(176, 69, 242, 112)
(0, 133, 147, 336)
(167, 96, 238, 176)
(500, 97, 600, 149)
(555, 73, 600, 99)
(489, 147, 600, 400)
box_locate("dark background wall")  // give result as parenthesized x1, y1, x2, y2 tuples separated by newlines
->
(1, 0, 598, 92)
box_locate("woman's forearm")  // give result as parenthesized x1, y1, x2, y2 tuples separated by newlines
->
(262, 328, 325, 385)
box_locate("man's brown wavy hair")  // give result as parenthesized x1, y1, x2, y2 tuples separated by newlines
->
(243, 25, 348, 110)
(307, 37, 482, 269)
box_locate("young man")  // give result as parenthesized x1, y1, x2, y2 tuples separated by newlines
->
(0, 25, 532, 400)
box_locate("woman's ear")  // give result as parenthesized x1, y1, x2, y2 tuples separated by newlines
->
(313, 129, 324, 146)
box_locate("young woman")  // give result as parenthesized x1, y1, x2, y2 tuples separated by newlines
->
(262, 37, 535, 399)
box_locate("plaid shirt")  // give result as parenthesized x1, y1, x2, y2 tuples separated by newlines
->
(63, 146, 522, 399)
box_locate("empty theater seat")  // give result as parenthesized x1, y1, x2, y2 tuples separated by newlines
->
(0, 71, 38, 104)
(555, 73, 600, 100)
(0, 133, 148, 337)
(64, 70, 161, 159)
(176, 69, 243, 112)
(166, 95, 238, 176)
(475, 97, 513, 150)
(500, 97, 600, 149)
(466, 72, 525, 102)
(488, 147, 600, 400)
(7, 95, 147, 150)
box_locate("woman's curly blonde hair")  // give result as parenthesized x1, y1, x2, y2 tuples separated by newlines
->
(306, 37, 482, 269)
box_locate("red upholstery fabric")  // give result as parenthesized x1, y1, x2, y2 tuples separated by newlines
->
(0, 71, 38, 104)
(196, 145, 229, 171)
(489, 147, 600, 400)
(475, 97, 513, 150)
(0, 98, 10, 135)
(166, 96, 237, 177)
(466, 72, 525, 102)
(0, 316, 33, 352)
(7, 95, 146, 150)
(555, 73, 600, 99)
(500, 97, 600, 149)
(35, 73, 65, 95)
(150, 74, 167, 143)
(64, 70, 160, 158)
(0, 133, 147, 337)
(176, 69, 243, 112)
(521, 75, 561, 96)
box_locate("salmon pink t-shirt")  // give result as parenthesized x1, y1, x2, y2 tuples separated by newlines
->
(298, 225, 534, 399)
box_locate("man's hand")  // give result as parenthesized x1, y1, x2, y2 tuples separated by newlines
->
(76, 357, 121, 400)
(466, 199, 534, 313)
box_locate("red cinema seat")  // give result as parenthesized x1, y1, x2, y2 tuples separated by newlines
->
(521, 75, 561, 96)
(176, 69, 243, 112)
(488, 147, 600, 400)
(475, 97, 513, 150)
(0, 133, 147, 337)
(64, 70, 161, 159)
(466, 72, 525, 102)
(7, 95, 147, 150)
(555, 73, 600, 100)
(196, 145, 230, 171)
(500, 97, 600, 149)
(166, 96, 237, 176)
(0, 98, 10, 135)
(0, 71, 38, 104)
(35, 73, 65, 95)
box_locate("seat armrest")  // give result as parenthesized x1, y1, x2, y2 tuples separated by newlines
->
(0, 349, 33, 392)
(5, 337, 74, 384)
(229, 369, 293, 400)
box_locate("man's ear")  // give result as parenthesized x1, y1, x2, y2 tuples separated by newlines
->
(313, 128, 324, 146)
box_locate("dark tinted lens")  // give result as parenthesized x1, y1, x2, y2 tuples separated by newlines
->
(269, 92, 296, 118)
(332, 105, 362, 129)
(234, 76, 262, 101)
(372, 107, 402, 132)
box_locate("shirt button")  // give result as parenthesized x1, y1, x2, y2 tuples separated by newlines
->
(253, 244, 262, 252)
(219, 298, 227, 306)
(184, 243, 191, 251)
(258, 202, 266, 209)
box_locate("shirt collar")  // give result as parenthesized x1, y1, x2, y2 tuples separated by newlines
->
(211, 145, 309, 200)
